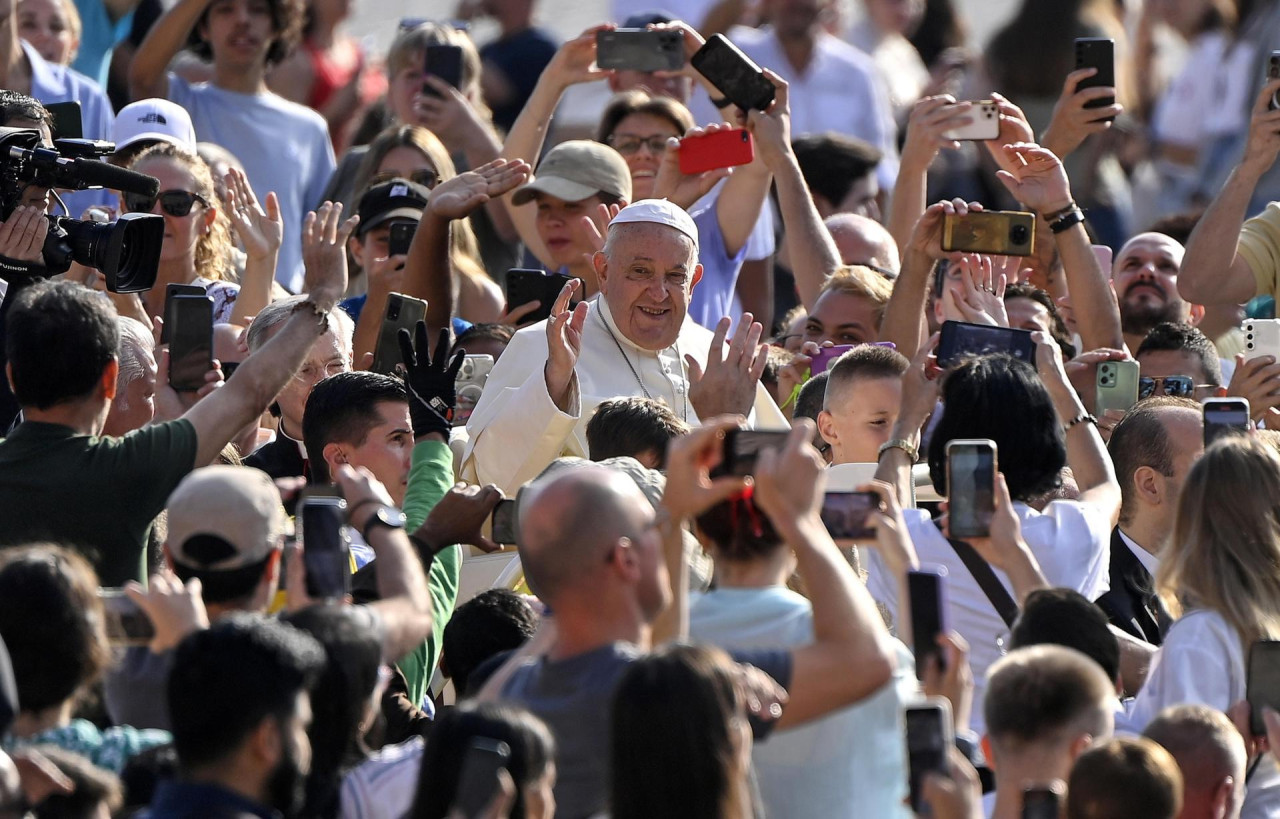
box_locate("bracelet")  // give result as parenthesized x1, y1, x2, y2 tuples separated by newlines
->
(1041, 201, 1078, 222)
(1049, 208, 1085, 234)
(1064, 412, 1098, 431)
(709, 96, 733, 108)
(878, 438, 919, 462)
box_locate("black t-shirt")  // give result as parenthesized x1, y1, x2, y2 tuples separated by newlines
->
(479, 27, 559, 132)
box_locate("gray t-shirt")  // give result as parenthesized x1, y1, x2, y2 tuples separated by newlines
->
(500, 641, 791, 819)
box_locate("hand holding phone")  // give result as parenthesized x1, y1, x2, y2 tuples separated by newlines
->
(372, 293, 427, 375)
(424, 44, 464, 97)
(808, 344, 853, 376)
(690, 34, 775, 112)
(711, 429, 791, 477)
(300, 495, 351, 600)
(490, 498, 518, 545)
(942, 100, 1000, 141)
(678, 128, 754, 175)
(942, 210, 1035, 256)
(819, 491, 877, 540)
(505, 269, 574, 326)
(99, 589, 156, 646)
(1074, 38, 1116, 121)
(389, 222, 416, 257)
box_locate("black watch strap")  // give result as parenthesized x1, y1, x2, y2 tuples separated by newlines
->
(360, 505, 406, 543)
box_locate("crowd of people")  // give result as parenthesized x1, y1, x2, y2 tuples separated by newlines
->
(6, 0, 1280, 816)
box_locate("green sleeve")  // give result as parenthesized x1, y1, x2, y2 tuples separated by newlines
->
(396, 439, 462, 708)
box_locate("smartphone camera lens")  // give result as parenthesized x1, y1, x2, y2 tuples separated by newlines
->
(389, 305, 400, 320)
(1010, 224, 1030, 244)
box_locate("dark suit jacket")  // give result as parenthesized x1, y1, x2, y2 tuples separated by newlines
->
(1095, 527, 1170, 645)
(244, 434, 306, 481)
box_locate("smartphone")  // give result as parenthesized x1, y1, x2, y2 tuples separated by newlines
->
(1269, 51, 1280, 111)
(300, 496, 350, 599)
(1095, 359, 1140, 415)
(690, 34, 776, 112)
(819, 491, 878, 540)
(371, 293, 427, 376)
(491, 498, 518, 545)
(906, 698, 953, 814)
(168, 294, 214, 391)
(455, 354, 495, 426)
(98, 588, 156, 646)
(1245, 319, 1280, 361)
(936, 320, 1036, 369)
(453, 738, 511, 817)
(1203, 397, 1250, 446)
(161, 283, 206, 344)
(505, 269, 574, 326)
(595, 28, 685, 72)
(908, 568, 949, 681)
(423, 44, 464, 97)
(942, 100, 1000, 141)
(1022, 784, 1065, 819)
(1074, 38, 1116, 121)
(45, 100, 83, 140)
(942, 210, 1035, 256)
(1248, 641, 1280, 735)
(947, 439, 997, 539)
(809, 344, 854, 376)
(389, 222, 416, 257)
(713, 428, 791, 477)
(678, 128, 755, 175)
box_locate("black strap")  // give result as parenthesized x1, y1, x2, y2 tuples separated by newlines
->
(947, 537, 1020, 627)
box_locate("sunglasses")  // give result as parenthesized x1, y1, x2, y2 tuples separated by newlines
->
(123, 190, 210, 217)
(370, 169, 439, 189)
(1138, 375, 1214, 399)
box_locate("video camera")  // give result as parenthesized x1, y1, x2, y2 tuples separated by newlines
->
(0, 127, 164, 293)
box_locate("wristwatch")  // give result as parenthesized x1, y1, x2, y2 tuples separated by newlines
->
(360, 505, 407, 542)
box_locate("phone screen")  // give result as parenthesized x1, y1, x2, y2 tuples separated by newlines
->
(491, 499, 517, 545)
(1204, 401, 1250, 446)
(819, 491, 877, 540)
(906, 703, 951, 813)
(937, 321, 1036, 368)
(168, 295, 214, 391)
(908, 569, 948, 680)
(301, 500, 350, 599)
(99, 589, 156, 646)
(715, 429, 791, 477)
(948, 443, 996, 538)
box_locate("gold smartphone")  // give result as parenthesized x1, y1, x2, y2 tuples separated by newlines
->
(942, 210, 1035, 257)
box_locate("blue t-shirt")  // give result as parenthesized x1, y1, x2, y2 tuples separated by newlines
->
(70, 0, 133, 87)
(339, 294, 472, 338)
(688, 196, 749, 330)
(478, 27, 559, 132)
(168, 74, 336, 293)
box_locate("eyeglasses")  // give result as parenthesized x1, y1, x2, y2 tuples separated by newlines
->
(370, 169, 439, 189)
(1138, 375, 1214, 399)
(123, 189, 210, 217)
(607, 135, 672, 156)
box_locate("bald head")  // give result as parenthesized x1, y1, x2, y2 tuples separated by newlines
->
(824, 214, 899, 275)
(1144, 705, 1246, 819)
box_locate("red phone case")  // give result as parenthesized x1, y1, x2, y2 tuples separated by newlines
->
(678, 129, 755, 175)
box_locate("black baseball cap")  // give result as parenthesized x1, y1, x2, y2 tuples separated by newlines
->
(356, 178, 430, 238)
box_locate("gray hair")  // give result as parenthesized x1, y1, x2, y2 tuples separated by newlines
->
(602, 221, 697, 270)
(115, 317, 155, 410)
(246, 296, 354, 357)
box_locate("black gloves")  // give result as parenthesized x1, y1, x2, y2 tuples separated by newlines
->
(398, 321, 466, 439)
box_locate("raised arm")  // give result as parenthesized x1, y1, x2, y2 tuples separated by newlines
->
(875, 334, 939, 505)
(879, 200, 971, 359)
(129, 0, 213, 99)
(887, 96, 972, 253)
(223, 169, 282, 326)
(1180, 81, 1280, 306)
(181, 203, 356, 466)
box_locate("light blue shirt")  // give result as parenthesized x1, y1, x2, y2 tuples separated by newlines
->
(168, 73, 336, 292)
(688, 195, 749, 329)
(70, 0, 133, 88)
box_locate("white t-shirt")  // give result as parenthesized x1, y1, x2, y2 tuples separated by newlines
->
(1126, 609, 1280, 819)
(690, 586, 916, 819)
(864, 500, 1112, 734)
(339, 735, 423, 819)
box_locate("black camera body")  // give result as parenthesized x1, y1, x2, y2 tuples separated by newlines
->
(0, 127, 164, 292)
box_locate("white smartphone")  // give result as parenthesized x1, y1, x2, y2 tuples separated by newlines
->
(1245, 319, 1280, 361)
(454, 354, 495, 427)
(943, 100, 1000, 141)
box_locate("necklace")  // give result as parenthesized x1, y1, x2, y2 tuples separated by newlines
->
(595, 307, 689, 421)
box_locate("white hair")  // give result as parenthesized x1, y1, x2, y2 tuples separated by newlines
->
(602, 220, 697, 269)
(115, 317, 155, 410)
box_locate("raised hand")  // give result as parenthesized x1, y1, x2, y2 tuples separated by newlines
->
(413, 481, 505, 554)
(545, 25, 614, 89)
(1228, 352, 1280, 422)
(652, 124, 736, 209)
(687, 314, 768, 419)
(427, 158, 532, 221)
(1242, 80, 1280, 179)
(983, 93, 1035, 174)
(994, 142, 1073, 215)
(908, 198, 983, 261)
(574, 201, 623, 269)
(752, 419, 827, 527)
(855, 479, 920, 575)
(943, 254, 1008, 327)
(900, 95, 972, 171)
(301, 201, 359, 310)
(414, 76, 495, 152)
(223, 168, 282, 262)
(124, 568, 210, 653)
(398, 320, 466, 439)
(1042, 67, 1123, 159)
(544, 279, 588, 411)
(746, 69, 792, 169)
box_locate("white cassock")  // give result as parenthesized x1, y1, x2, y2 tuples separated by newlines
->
(461, 295, 788, 495)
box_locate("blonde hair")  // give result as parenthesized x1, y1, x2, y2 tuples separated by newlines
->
(1158, 436, 1280, 649)
(353, 125, 489, 287)
(818, 265, 894, 329)
(386, 23, 489, 120)
(129, 143, 234, 283)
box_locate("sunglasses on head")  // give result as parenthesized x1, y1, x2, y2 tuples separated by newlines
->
(123, 190, 210, 217)
(370, 169, 439, 189)
(1138, 375, 1212, 399)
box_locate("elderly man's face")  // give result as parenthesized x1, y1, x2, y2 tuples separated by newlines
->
(595, 223, 703, 351)
(104, 344, 157, 436)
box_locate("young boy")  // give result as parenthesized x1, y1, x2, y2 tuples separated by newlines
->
(818, 343, 909, 465)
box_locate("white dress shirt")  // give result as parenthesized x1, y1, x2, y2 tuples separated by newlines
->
(1117, 528, 1160, 578)
(461, 296, 788, 495)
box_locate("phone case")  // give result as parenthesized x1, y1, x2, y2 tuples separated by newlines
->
(1245, 319, 1280, 361)
(372, 293, 427, 375)
(678, 128, 755, 175)
(389, 222, 416, 256)
(906, 699, 954, 813)
(941, 210, 1035, 256)
(300, 498, 351, 600)
(161, 283, 206, 344)
(936, 321, 1036, 368)
(424, 44, 464, 96)
(809, 344, 854, 376)
(943, 100, 1000, 141)
(907, 568, 949, 680)
(1204, 398, 1251, 446)
(595, 28, 685, 73)
(690, 34, 776, 112)
(1075, 38, 1116, 119)
(1095, 360, 1140, 415)
(505, 269, 574, 326)
(168, 295, 214, 391)
(455, 354, 495, 426)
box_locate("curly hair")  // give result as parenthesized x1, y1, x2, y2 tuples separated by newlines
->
(187, 0, 306, 67)
(130, 143, 234, 283)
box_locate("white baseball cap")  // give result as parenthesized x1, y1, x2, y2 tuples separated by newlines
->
(608, 199, 699, 249)
(112, 99, 197, 152)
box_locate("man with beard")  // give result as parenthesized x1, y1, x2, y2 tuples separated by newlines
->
(1112, 233, 1204, 355)
(148, 614, 325, 819)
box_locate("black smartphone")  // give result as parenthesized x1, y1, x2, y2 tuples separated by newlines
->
(505, 268, 574, 326)
(712, 429, 791, 477)
(1203, 397, 1250, 446)
(372, 293, 427, 376)
(161, 283, 205, 344)
(947, 439, 997, 539)
(941, 210, 1035, 256)
(1248, 641, 1280, 736)
(1074, 38, 1116, 121)
(300, 495, 350, 599)
(908, 568, 949, 681)
(819, 491, 878, 540)
(1268, 51, 1280, 111)
(168, 294, 214, 391)
(424, 44, 464, 97)
(906, 699, 953, 814)
(98, 588, 156, 646)
(1022, 784, 1064, 819)
(690, 34, 776, 112)
(453, 739, 511, 817)
(595, 28, 685, 72)
(389, 222, 416, 256)
(936, 321, 1036, 369)
(491, 498, 517, 545)
(45, 100, 83, 140)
